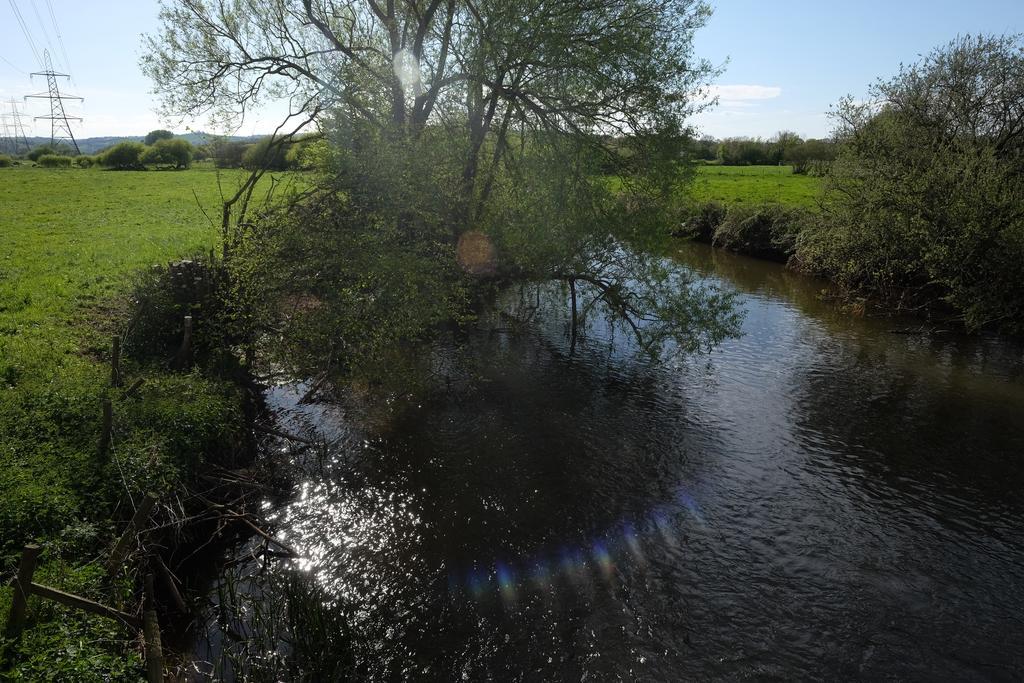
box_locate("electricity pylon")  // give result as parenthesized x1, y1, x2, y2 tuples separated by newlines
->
(1, 99, 33, 155)
(0, 117, 11, 155)
(24, 49, 83, 154)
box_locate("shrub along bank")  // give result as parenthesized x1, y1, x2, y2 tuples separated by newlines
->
(682, 201, 813, 264)
(680, 191, 1024, 335)
(682, 35, 1024, 336)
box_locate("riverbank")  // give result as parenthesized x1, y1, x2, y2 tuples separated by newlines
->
(677, 198, 954, 323)
(0, 167, 276, 677)
(685, 158, 1024, 336)
(678, 185, 1013, 330)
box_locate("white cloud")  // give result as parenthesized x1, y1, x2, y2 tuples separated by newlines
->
(689, 83, 816, 137)
(692, 109, 829, 139)
(706, 84, 783, 105)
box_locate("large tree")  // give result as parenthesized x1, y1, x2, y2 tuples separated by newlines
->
(143, 0, 739, 379)
(143, 0, 715, 225)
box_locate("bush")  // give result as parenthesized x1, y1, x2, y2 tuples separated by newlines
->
(27, 144, 72, 161)
(141, 138, 193, 169)
(100, 141, 145, 170)
(788, 139, 837, 174)
(711, 203, 811, 262)
(285, 136, 329, 170)
(0, 154, 12, 167)
(242, 136, 292, 171)
(680, 200, 726, 241)
(143, 128, 174, 145)
(717, 137, 778, 166)
(806, 34, 1024, 331)
(28, 145, 53, 162)
(210, 139, 248, 168)
(796, 160, 832, 177)
(124, 254, 255, 369)
(36, 154, 73, 168)
(73, 155, 97, 168)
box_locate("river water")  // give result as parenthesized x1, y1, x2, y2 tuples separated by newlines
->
(203, 242, 1024, 680)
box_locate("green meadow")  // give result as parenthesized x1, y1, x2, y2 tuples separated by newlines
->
(1, 167, 232, 362)
(0, 166, 257, 552)
(691, 164, 823, 208)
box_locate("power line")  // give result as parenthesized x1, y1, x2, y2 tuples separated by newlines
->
(0, 54, 29, 75)
(28, 0, 58, 69)
(7, 0, 42, 67)
(44, 0, 72, 81)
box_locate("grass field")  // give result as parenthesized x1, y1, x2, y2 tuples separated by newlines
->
(0, 165, 276, 535)
(2, 167, 230, 367)
(691, 164, 823, 208)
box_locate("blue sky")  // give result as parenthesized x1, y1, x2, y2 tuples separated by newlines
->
(692, 0, 1024, 138)
(1, 0, 1022, 139)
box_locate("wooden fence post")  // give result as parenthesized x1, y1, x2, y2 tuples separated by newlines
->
(174, 315, 193, 370)
(142, 574, 164, 683)
(4, 545, 40, 643)
(105, 493, 159, 577)
(99, 398, 113, 457)
(111, 336, 122, 387)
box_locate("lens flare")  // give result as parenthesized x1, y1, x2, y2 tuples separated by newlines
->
(496, 562, 517, 606)
(558, 547, 576, 576)
(676, 489, 706, 525)
(449, 488, 709, 604)
(653, 510, 678, 546)
(391, 49, 421, 90)
(530, 560, 552, 590)
(592, 542, 615, 581)
(468, 568, 489, 600)
(622, 523, 645, 564)
(456, 231, 497, 275)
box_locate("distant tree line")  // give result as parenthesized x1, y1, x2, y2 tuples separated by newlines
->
(687, 132, 837, 173)
(15, 133, 195, 170)
(11, 131, 323, 172)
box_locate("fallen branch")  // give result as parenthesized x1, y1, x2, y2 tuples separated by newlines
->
(253, 423, 315, 445)
(30, 583, 141, 630)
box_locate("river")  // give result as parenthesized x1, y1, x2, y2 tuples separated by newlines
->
(197, 241, 1024, 680)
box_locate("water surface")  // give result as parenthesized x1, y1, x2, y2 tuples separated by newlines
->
(209, 242, 1024, 680)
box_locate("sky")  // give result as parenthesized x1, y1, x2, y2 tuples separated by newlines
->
(692, 0, 1024, 138)
(0, 0, 1022, 140)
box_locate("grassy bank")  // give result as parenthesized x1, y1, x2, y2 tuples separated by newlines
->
(679, 166, 823, 263)
(682, 164, 1023, 332)
(0, 166, 267, 677)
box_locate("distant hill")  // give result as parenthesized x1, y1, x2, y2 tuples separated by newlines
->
(19, 133, 264, 155)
